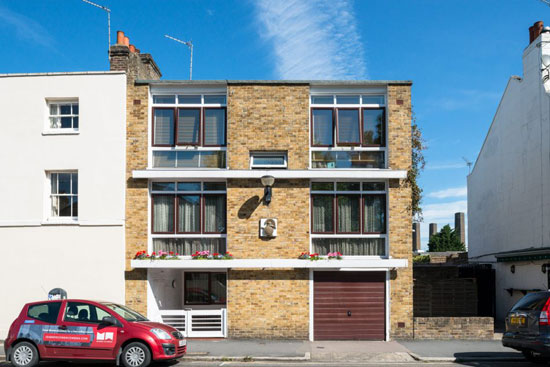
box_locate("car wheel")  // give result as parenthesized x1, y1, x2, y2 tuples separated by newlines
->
(522, 350, 546, 364)
(11, 341, 39, 367)
(122, 342, 151, 367)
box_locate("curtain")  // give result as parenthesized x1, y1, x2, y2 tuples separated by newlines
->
(337, 109, 360, 144)
(178, 195, 200, 232)
(204, 109, 225, 145)
(154, 109, 174, 145)
(153, 238, 226, 255)
(337, 195, 359, 232)
(365, 195, 386, 233)
(312, 196, 333, 232)
(312, 109, 333, 145)
(204, 195, 226, 232)
(312, 238, 385, 256)
(153, 195, 174, 232)
(177, 109, 200, 144)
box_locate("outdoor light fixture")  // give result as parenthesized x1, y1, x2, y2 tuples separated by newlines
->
(510, 265, 516, 274)
(261, 175, 275, 205)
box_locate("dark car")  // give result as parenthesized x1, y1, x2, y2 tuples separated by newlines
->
(502, 291, 550, 362)
(4, 299, 186, 367)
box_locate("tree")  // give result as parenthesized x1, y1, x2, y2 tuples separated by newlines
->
(407, 111, 426, 221)
(428, 224, 466, 252)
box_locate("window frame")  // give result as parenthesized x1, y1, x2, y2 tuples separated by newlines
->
(202, 194, 227, 234)
(176, 107, 201, 146)
(336, 194, 362, 234)
(62, 301, 113, 325)
(184, 272, 227, 306)
(176, 194, 202, 234)
(48, 171, 78, 220)
(310, 194, 335, 234)
(46, 100, 79, 133)
(362, 193, 387, 235)
(202, 107, 227, 147)
(335, 108, 361, 147)
(151, 194, 176, 234)
(361, 107, 386, 148)
(152, 107, 176, 147)
(310, 107, 335, 147)
(250, 152, 288, 169)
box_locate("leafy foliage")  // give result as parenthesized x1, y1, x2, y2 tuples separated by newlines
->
(428, 224, 466, 252)
(407, 111, 426, 221)
(413, 254, 430, 264)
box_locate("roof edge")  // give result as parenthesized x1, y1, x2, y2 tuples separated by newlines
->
(136, 79, 413, 86)
(0, 71, 126, 78)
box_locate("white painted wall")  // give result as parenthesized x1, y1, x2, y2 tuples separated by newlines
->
(0, 72, 127, 337)
(495, 261, 548, 321)
(468, 34, 550, 262)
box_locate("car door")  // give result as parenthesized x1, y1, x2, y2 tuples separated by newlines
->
(20, 301, 63, 359)
(52, 301, 119, 360)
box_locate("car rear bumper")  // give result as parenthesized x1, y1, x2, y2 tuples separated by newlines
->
(503, 333, 550, 354)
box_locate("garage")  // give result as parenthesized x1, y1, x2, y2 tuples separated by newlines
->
(314, 271, 386, 340)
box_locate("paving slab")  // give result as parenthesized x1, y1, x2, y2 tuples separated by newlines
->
(187, 339, 309, 358)
(398, 339, 523, 361)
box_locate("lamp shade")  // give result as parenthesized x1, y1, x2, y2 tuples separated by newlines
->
(261, 175, 275, 187)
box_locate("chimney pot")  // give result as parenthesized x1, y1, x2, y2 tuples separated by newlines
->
(135, 48, 141, 53)
(123, 36, 130, 47)
(129, 44, 136, 53)
(116, 31, 125, 45)
(530, 21, 544, 44)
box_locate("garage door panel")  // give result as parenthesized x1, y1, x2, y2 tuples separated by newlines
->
(314, 271, 385, 340)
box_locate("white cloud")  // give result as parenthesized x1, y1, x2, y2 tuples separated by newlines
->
(433, 89, 500, 111)
(418, 200, 468, 249)
(254, 0, 367, 79)
(427, 186, 467, 199)
(0, 6, 55, 50)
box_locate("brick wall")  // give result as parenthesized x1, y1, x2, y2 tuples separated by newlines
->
(110, 42, 160, 315)
(226, 84, 310, 170)
(387, 84, 413, 339)
(413, 317, 494, 340)
(227, 269, 309, 339)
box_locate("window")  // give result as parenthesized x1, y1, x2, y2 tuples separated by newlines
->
(50, 172, 78, 218)
(310, 94, 386, 168)
(250, 152, 287, 169)
(64, 302, 112, 324)
(311, 181, 387, 256)
(185, 272, 227, 305)
(48, 101, 79, 130)
(152, 182, 227, 255)
(27, 302, 61, 324)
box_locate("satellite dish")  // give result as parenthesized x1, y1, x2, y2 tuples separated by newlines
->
(542, 54, 550, 68)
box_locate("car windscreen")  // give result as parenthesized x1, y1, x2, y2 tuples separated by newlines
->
(102, 303, 148, 322)
(511, 292, 549, 312)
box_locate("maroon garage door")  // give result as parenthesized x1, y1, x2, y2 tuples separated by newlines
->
(314, 271, 386, 340)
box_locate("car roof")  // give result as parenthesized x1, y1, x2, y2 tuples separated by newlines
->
(25, 299, 116, 306)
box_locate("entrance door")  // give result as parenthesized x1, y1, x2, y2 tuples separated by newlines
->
(314, 271, 386, 340)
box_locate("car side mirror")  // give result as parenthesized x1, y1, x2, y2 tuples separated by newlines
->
(99, 316, 120, 329)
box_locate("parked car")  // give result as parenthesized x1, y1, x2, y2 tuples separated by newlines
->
(4, 299, 186, 367)
(502, 291, 550, 362)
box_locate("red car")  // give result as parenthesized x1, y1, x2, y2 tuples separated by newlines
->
(4, 299, 186, 367)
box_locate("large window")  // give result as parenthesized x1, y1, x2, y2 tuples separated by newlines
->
(151, 182, 227, 255)
(311, 181, 387, 256)
(49, 172, 78, 218)
(310, 94, 386, 168)
(64, 302, 112, 324)
(151, 94, 226, 168)
(184, 272, 227, 305)
(48, 101, 79, 131)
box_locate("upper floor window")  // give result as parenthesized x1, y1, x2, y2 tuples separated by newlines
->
(49, 172, 78, 219)
(250, 152, 288, 169)
(310, 95, 386, 169)
(48, 101, 79, 131)
(152, 94, 226, 147)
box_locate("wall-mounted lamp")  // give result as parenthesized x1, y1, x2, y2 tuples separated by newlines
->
(542, 264, 550, 274)
(261, 175, 275, 205)
(510, 265, 516, 274)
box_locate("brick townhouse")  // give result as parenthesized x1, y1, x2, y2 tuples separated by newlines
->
(112, 31, 413, 341)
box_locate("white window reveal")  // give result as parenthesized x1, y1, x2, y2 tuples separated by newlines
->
(250, 152, 287, 169)
(48, 101, 79, 131)
(49, 172, 78, 219)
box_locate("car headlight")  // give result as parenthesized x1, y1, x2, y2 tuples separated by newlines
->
(150, 328, 172, 340)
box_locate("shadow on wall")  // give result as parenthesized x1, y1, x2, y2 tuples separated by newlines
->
(238, 195, 261, 219)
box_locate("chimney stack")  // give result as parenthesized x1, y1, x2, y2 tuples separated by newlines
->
(454, 212, 465, 245)
(529, 21, 544, 44)
(109, 30, 162, 81)
(429, 223, 438, 239)
(412, 222, 421, 252)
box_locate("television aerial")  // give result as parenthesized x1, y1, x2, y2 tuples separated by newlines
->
(462, 156, 473, 174)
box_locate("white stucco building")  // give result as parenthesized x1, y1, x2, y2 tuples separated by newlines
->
(0, 72, 127, 336)
(468, 23, 550, 321)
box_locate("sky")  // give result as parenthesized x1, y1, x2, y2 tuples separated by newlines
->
(1, 0, 547, 249)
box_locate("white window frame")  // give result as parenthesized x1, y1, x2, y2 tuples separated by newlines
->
(149, 89, 228, 169)
(250, 152, 288, 169)
(149, 180, 228, 257)
(309, 180, 389, 258)
(45, 171, 79, 223)
(309, 93, 387, 169)
(44, 99, 79, 135)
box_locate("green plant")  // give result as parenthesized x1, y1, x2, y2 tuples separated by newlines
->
(413, 255, 430, 263)
(428, 224, 466, 252)
(407, 111, 426, 221)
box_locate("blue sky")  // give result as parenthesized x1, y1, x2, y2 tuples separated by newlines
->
(1, 0, 547, 248)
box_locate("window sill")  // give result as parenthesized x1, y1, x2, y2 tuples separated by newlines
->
(42, 130, 80, 136)
(41, 219, 80, 226)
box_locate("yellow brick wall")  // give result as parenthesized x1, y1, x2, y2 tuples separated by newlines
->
(387, 84, 413, 339)
(226, 84, 310, 170)
(227, 269, 309, 339)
